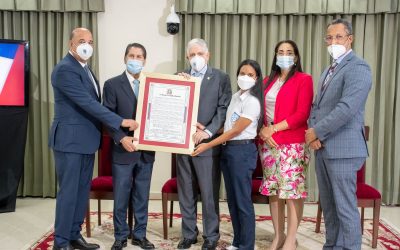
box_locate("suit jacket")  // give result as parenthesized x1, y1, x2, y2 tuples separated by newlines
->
(264, 72, 314, 144)
(102, 72, 155, 164)
(48, 53, 122, 154)
(309, 51, 372, 159)
(184, 66, 232, 156)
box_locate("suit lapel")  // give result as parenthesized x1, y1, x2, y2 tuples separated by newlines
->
(185, 67, 213, 96)
(200, 67, 213, 96)
(66, 54, 100, 101)
(120, 72, 136, 101)
(316, 67, 329, 104)
(317, 52, 354, 104)
(120, 73, 137, 118)
(87, 66, 101, 101)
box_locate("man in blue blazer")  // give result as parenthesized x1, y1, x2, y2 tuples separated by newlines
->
(49, 28, 138, 250)
(306, 19, 372, 250)
(103, 43, 155, 250)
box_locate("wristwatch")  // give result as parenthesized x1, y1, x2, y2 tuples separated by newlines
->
(272, 126, 278, 133)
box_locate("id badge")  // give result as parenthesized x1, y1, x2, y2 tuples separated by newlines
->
(230, 112, 240, 122)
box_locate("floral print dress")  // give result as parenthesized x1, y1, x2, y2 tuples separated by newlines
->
(259, 142, 310, 199)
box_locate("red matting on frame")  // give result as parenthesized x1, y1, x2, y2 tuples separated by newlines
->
(138, 77, 195, 149)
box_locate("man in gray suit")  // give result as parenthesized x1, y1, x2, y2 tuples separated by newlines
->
(176, 38, 232, 250)
(306, 19, 372, 249)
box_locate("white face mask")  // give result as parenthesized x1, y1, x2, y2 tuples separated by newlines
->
(276, 55, 295, 69)
(190, 55, 206, 72)
(75, 43, 93, 61)
(237, 75, 256, 90)
(327, 44, 346, 60)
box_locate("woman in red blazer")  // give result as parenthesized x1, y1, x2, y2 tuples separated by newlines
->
(258, 40, 314, 250)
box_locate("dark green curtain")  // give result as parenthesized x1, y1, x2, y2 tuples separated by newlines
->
(0, 0, 103, 197)
(176, 0, 400, 204)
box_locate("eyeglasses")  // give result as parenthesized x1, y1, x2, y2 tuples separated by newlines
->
(324, 34, 350, 43)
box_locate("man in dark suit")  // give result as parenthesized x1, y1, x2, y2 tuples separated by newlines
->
(103, 43, 155, 250)
(306, 19, 372, 249)
(176, 38, 232, 250)
(49, 28, 138, 250)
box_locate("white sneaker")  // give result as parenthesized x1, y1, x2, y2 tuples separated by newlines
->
(226, 246, 239, 250)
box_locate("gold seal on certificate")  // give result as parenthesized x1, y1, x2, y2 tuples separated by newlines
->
(134, 72, 200, 154)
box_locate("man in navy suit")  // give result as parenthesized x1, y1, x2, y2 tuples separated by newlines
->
(49, 28, 138, 250)
(306, 19, 372, 249)
(103, 43, 155, 250)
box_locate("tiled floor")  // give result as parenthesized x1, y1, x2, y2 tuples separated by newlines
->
(0, 198, 399, 250)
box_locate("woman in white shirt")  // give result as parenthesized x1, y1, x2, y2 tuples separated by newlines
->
(192, 59, 263, 250)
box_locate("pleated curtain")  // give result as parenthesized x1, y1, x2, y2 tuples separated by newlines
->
(176, 0, 400, 204)
(0, 0, 103, 197)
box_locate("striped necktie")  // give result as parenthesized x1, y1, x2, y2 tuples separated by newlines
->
(84, 65, 99, 96)
(321, 62, 338, 92)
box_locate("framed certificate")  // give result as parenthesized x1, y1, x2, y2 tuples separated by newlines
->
(134, 72, 201, 154)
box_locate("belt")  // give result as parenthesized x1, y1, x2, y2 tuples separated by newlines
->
(223, 139, 255, 145)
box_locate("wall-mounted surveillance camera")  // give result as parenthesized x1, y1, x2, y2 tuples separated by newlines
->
(166, 5, 180, 35)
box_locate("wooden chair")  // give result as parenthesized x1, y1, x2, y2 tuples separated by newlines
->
(315, 126, 381, 248)
(85, 130, 133, 237)
(161, 153, 180, 240)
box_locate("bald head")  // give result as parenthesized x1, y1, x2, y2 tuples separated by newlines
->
(69, 27, 92, 40)
(69, 27, 94, 63)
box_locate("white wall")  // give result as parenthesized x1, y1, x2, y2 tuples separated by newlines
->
(97, 0, 178, 198)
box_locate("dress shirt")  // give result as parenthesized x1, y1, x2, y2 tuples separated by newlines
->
(190, 65, 208, 81)
(125, 70, 140, 94)
(265, 78, 284, 124)
(224, 90, 260, 140)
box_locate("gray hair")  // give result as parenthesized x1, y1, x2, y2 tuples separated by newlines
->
(186, 38, 208, 55)
(328, 19, 353, 35)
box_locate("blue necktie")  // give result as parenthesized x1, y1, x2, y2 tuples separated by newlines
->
(133, 79, 139, 98)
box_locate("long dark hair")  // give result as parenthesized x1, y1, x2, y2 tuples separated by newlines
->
(236, 59, 264, 130)
(265, 40, 303, 88)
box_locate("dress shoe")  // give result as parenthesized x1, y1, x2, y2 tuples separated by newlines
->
(202, 239, 218, 250)
(131, 237, 155, 249)
(177, 238, 198, 249)
(52, 244, 73, 250)
(70, 236, 100, 250)
(226, 246, 239, 250)
(111, 239, 127, 250)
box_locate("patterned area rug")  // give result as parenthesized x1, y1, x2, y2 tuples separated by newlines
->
(30, 212, 400, 249)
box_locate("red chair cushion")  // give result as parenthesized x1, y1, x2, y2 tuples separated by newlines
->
(252, 179, 263, 194)
(90, 176, 113, 192)
(162, 178, 178, 193)
(356, 183, 381, 199)
(99, 132, 113, 177)
(357, 164, 366, 183)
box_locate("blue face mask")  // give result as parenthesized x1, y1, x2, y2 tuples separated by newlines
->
(276, 55, 295, 70)
(126, 59, 143, 74)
